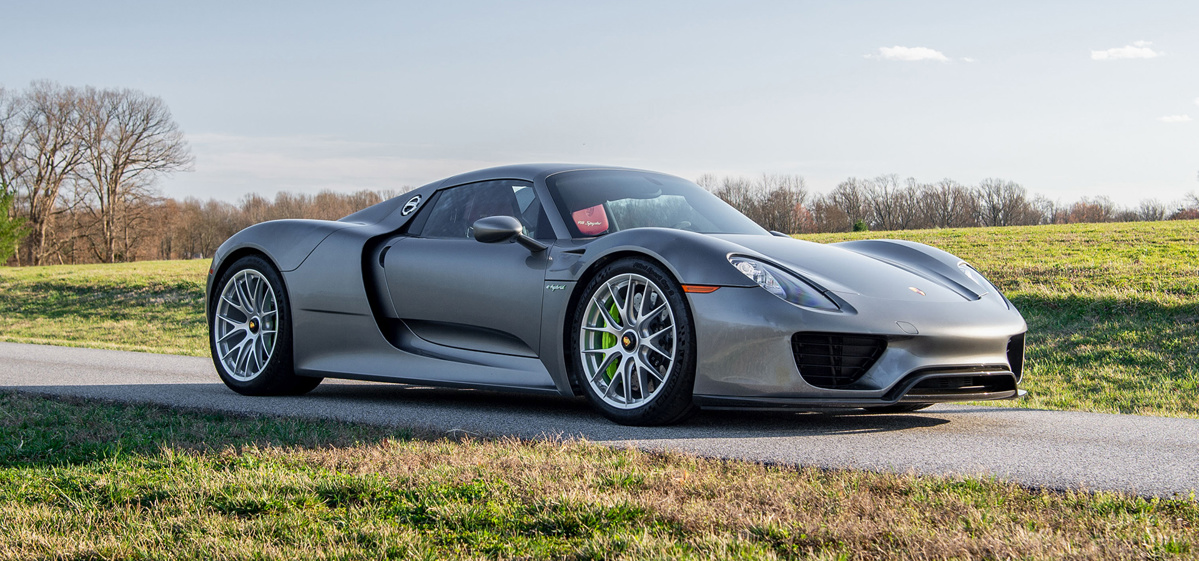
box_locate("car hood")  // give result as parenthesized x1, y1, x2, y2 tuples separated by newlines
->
(713, 234, 972, 303)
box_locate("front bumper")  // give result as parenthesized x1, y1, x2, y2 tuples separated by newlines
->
(686, 286, 1027, 408)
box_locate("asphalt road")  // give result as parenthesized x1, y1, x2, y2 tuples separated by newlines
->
(2, 341, 1196, 499)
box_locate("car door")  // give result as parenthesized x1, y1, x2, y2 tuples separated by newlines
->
(382, 179, 555, 357)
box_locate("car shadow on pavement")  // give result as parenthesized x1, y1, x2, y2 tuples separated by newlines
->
(292, 381, 954, 439)
(6, 380, 953, 443)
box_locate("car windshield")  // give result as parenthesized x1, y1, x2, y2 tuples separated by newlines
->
(546, 170, 768, 238)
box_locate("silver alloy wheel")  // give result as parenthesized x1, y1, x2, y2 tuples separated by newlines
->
(580, 273, 677, 410)
(213, 269, 279, 382)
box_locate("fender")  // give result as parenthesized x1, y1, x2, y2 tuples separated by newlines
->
(213, 219, 352, 274)
(546, 227, 758, 287)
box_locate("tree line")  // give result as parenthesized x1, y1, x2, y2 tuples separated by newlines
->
(699, 173, 1199, 234)
(3, 172, 1195, 266)
(3, 81, 1198, 266)
(0, 184, 394, 266)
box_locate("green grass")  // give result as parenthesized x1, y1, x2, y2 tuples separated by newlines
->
(2, 220, 1197, 417)
(2, 391, 1196, 560)
(0, 259, 209, 356)
(799, 220, 1199, 418)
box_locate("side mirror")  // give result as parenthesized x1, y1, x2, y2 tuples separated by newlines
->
(473, 215, 521, 243)
(472, 216, 548, 252)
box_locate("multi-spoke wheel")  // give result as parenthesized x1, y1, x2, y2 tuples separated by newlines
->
(572, 258, 696, 425)
(209, 255, 321, 396)
(214, 268, 278, 381)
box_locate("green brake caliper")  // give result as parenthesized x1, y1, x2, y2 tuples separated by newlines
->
(602, 302, 620, 381)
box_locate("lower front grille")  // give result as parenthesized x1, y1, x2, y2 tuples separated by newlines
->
(904, 371, 1017, 399)
(791, 332, 887, 389)
(912, 376, 998, 392)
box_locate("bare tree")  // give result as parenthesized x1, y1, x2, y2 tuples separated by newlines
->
(975, 178, 1041, 226)
(0, 88, 29, 195)
(75, 87, 192, 262)
(754, 174, 809, 234)
(1031, 196, 1065, 225)
(1067, 196, 1117, 224)
(1135, 199, 1167, 222)
(173, 197, 241, 259)
(863, 174, 902, 231)
(704, 173, 811, 233)
(708, 176, 755, 218)
(895, 177, 924, 230)
(809, 197, 847, 233)
(238, 193, 272, 225)
(919, 179, 977, 228)
(0, 88, 31, 263)
(821, 178, 870, 231)
(694, 173, 719, 190)
(10, 81, 86, 265)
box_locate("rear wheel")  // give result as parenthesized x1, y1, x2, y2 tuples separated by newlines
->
(571, 258, 696, 425)
(210, 255, 321, 396)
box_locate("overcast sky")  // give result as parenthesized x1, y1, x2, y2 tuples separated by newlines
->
(5, 0, 1197, 206)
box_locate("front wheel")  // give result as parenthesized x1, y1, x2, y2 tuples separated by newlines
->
(571, 258, 697, 426)
(210, 255, 321, 396)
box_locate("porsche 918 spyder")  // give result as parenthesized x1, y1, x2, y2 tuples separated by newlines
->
(206, 164, 1027, 425)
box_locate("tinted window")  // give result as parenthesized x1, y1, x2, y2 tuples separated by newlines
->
(418, 180, 553, 240)
(545, 170, 768, 238)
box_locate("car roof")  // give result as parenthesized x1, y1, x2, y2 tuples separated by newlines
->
(434, 163, 658, 187)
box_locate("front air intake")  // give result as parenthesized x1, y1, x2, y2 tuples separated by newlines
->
(791, 332, 887, 389)
(1007, 333, 1026, 382)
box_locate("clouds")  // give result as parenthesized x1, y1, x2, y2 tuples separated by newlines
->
(1088, 41, 1182, 123)
(1091, 41, 1162, 60)
(870, 40, 1164, 64)
(1152, 96, 1196, 123)
(1158, 115, 1192, 123)
(868, 46, 950, 62)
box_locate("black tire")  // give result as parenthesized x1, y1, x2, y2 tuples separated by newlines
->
(570, 257, 697, 426)
(862, 403, 933, 414)
(209, 255, 321, 396)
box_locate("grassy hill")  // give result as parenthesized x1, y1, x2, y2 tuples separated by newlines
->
(1, 220, 1196, 417)
(0, 259, 208, 356)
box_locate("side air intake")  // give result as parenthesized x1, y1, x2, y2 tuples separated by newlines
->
(1007, 333, 1026, 382)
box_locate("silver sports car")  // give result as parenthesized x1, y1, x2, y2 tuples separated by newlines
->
(206, 164, 1026, 425)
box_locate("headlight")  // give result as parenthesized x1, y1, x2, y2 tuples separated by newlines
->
(958, 263, 1009, 307)
(729, 256, 839, 311)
